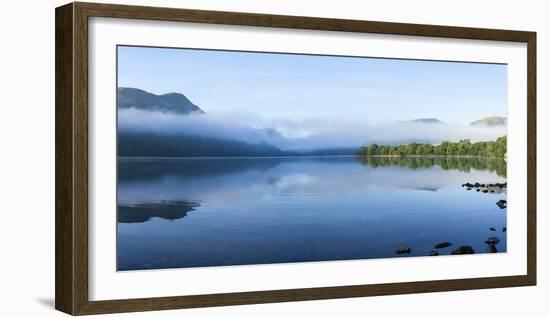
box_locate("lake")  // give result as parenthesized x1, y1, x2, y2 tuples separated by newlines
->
(117, 156, 507, 271)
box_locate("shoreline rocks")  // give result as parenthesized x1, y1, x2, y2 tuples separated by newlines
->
(434, 242, 452, 249)
(461, 182, 507, 194)
(396, 247, 411, 254)
(485, 236, 500, 253)
(484, 237, 500, 245)
(451, 245, 475, 255)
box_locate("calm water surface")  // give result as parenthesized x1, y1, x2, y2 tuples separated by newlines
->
(117, 156, 507, 271)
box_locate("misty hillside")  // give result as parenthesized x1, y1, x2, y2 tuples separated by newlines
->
(116, 88, 508, 157)
(469, 116, 507, 127)
(118, 132, 284, 157)
(400, 118, 445, 125)
(400, 117, 508, 128)
(117, 88, 289, 157)
(118, 87, 204, 114)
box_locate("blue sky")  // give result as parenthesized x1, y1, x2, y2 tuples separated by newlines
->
(118, 45, 507, 126)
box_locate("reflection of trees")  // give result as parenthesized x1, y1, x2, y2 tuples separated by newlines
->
(117, 200, 200, 223)
(356, 156, 507, 178)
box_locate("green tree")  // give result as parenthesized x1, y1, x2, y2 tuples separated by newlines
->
(367, 144, 379, 156)
(356, 136, 506, 158)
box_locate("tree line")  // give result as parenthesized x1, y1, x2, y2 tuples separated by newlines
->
(356, 136, 507, 158)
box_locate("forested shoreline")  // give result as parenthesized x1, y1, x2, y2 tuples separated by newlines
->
(356, 136, 507, 158)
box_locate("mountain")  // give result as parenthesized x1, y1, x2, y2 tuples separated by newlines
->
(297, 148, 358, 156)
(469, 116, 507, 127)
(260, 128, 283, 138)
(118, 87, 204, 114)
(118, 132, 285, 157)
(117, 88, 288, 157)
(403, 118, 445, 125)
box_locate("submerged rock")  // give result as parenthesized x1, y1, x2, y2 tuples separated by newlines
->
(496, 200, 507, 209)
(396, 247, 411, 254)
(484, 237, 500, 245)
(503, 227, 507, 232)
(487, 244, 498, 253)
(434, 242, 452, 249)
(489, 227, 496, 231)
(451, 245, 475, 255)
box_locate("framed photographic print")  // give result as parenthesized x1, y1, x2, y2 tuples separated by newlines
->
(55, 2, 536, 315)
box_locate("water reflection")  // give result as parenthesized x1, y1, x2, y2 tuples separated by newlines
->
(118, 200, 200, 223)
(117, 156, 507, 270)
(357, 156, 507, 177)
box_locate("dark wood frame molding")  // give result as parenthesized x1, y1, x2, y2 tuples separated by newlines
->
(55, 2, 537, 315)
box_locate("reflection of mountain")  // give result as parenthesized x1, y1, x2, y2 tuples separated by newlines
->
(297, 148, 358, 156)
(117, 157, 507, 219)
(357, 156, 507, 178)
(118, 200, 200, 223)
(118, 157, 284, 182)
(118, 87, 204, 114)
(414, 186, 440, 192)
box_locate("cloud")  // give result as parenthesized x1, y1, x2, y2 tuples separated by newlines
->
(118, 108, 507, 151)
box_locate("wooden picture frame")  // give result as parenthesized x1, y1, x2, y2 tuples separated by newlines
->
(56, 2, 536, 315)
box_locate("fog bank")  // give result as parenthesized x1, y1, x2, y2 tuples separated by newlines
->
(118, 108, 507, 151)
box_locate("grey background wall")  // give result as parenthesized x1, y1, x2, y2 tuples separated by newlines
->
(0, 0, 547, 317)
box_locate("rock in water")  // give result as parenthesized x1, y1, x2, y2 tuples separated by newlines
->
(396, 247, 411, 254)
(496, 200, 507, 209)
(487, 244, 498, 253)
(434, 242, 452, 249)
(503, 227, 507, 232)
(430, 251, 439, 256)
(489, 227, 496, 231)
(484, 237, 500, 245)
(451, 246, 475, 255)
